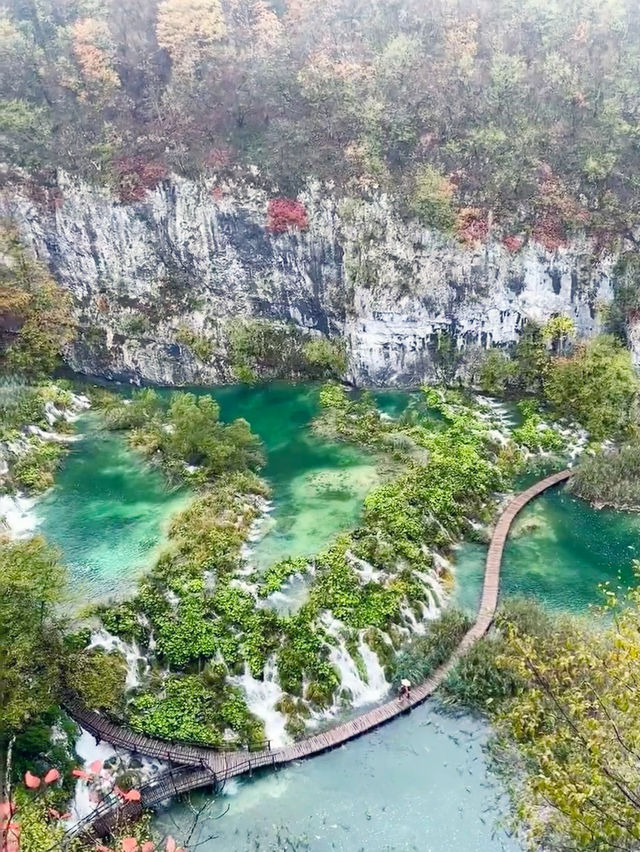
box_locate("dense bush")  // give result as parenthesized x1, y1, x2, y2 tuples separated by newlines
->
(64, 648, 127, 711)
(392, 609, 471, 687)
(544, 335, 638, 439)
(227, 319, 346, 382)
(568, 442, 640, 510)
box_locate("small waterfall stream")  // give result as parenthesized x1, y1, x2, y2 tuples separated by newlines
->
(231, 657, 290, 748)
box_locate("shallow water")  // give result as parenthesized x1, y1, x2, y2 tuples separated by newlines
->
(158, 704, 518, 852)
(190, 383, 380, 569)
(35, 384, 380, 602)
(455, 485, 640, 613)
(36, 415, 189, 603)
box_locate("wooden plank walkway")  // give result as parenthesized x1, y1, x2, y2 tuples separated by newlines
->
(64, 469, 570, 841)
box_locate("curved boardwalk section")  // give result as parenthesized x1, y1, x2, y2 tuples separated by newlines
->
(64, 469, 571, 841)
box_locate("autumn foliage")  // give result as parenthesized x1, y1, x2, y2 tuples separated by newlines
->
(266, 198, 309, 234)
(455, 207, 489, 245)
(115, 158, 168, 203)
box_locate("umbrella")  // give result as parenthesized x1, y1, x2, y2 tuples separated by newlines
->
(401, 679, 411, 687)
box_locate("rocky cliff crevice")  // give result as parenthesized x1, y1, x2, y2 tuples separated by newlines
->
(1, 173, 619, 386)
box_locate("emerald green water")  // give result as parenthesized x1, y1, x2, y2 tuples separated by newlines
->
(41, 383, 639, 850)
(37, 416, 189, 602)
(37, 384, 379, 601)
(455, 485, 640, 614)
(208, 383, 379, 569)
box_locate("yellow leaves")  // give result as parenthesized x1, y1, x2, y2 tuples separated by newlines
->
(443, 18, 478, 80)
(156, 0, 226, 69)
(72, 18, 119, 89)
(252, 1, 285, 57)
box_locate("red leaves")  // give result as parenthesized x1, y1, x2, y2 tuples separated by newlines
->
(455, 207, 489, 245)
(266, 198, 309, 234)
(502, 234, 524, 253)
(43, 768, 61, 785)
(115, 156, 168, 203)
(23, 772, 40, 790)
(532, 215, 566, 253)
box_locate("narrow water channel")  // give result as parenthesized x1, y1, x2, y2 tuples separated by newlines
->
(455, 486, 640, 613)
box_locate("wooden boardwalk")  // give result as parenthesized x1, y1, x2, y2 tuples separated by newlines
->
(64, 469, 571, 841)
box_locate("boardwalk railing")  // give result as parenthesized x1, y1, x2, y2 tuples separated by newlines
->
(63, 469, 571, 841)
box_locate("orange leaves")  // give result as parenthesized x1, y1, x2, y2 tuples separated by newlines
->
(72, 18, 119, 88)
(156, 0, 226, 69)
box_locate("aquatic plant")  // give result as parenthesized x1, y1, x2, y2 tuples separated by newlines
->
(569, 441, 640, 510)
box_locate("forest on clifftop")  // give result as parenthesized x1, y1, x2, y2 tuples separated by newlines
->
(2, 0, 640, 248)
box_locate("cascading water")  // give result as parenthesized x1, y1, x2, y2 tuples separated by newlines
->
(88, 630, 149, 691)
(0, 494, 38, 538)
(231, 657, 290, 747)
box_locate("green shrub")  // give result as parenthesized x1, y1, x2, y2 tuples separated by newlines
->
(391, 608, 471, 687)
(64, 648, 127, 711)
(568, 441, 640, 509)
(13, 437, 65, 492)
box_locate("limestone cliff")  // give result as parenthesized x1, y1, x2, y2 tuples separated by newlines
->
(1, 173, 618, 386)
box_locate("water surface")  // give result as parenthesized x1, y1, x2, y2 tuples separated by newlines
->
(455, 485, 640, 613)
(37, 416, 189, 603)
(160, 704, 518, 852)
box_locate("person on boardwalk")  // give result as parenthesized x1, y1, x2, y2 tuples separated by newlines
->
(399, 678, 411, 700)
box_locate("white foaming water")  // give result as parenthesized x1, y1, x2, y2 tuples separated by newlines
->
(0, 494, 38, 538)
(88, 630, 148, 690)
(322, 614, 390, 708)
(232, 657, 290, 747)
(69, 729, 169, 825)
(69, 730, 117, 824)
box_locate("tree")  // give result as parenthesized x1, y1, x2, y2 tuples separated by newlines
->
(410, 165, 456, 230)
(544, 334, 638, 438)
(0, 225, 75, 380)
(156, 0, 226, 70)
(0, 538, 66, 798)
(497, 581, 640, 851)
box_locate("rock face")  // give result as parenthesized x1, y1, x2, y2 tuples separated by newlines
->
(1, 173, 617, 386)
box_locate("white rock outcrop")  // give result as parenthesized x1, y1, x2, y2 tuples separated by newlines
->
(1, 173, 618, 386)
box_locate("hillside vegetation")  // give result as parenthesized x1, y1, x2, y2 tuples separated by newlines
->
(2, 0, 640, 246)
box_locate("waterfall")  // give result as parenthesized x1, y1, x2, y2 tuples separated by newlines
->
(322, 614, 390, 708)
(69, 730, 117, 824)
(69, 729, 168, 825)
(0, 494, 38, 538)
(88, 630, 148, 690)
(232, 657, 290, 748)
